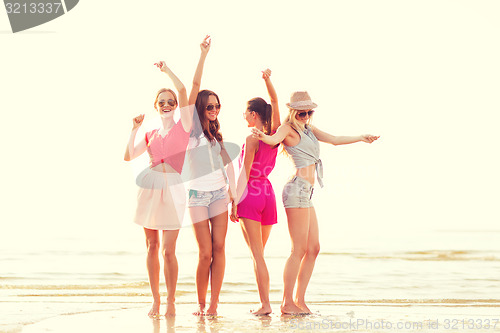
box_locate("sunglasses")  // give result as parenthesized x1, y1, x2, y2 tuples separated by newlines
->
(206, 104, 221, 111)
(297, 110, 315, 118)
(158, 99, 176, 108)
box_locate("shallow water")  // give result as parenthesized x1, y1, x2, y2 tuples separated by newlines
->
(1, 228, 499, 332)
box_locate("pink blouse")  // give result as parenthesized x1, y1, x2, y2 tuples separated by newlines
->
(145, 121, 190, 174)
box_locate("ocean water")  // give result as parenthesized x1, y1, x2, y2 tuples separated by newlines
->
(1, 225, 499, 332)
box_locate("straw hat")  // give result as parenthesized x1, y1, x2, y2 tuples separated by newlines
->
(286, 91, 318, 110)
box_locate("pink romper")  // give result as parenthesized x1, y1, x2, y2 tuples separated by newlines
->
(134, 121, 190, 230)
(237, 140, 278, 225)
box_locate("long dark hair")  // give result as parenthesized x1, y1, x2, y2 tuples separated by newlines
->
(248, 97, 272, 135)
(191, 90, 223, 143)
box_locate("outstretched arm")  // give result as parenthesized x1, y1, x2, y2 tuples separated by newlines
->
(189, 35, 211, 106)
(154, 61, 191, 132)
(311, 126, 380, 145)
(124, 114, 147, 161)
(262, 69, 281, 132)
(251, 123, 291, 146)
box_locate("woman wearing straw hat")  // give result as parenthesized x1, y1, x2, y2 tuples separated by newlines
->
(252, 91, 379, 314)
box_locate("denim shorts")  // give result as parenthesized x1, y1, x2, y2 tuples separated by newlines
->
(282, 176, 314, 208)
(188, 186, 228, 207)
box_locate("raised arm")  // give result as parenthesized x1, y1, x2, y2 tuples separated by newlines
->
(124, 114, 148, 161)
(311, 126, 380, 145)
(251, 123, 292, 146)
(262, 69, 281, 132)
(154, 61, 191, 132)
(189, 35, 211, 106)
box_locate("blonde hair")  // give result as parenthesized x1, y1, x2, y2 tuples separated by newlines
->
(284, 108, 313, 132)
(280, 108, 313, 158)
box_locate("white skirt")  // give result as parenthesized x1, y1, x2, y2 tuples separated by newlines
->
(134, 168, 186, 230)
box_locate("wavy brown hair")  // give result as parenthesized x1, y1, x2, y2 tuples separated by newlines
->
(191, 89, 223, 142)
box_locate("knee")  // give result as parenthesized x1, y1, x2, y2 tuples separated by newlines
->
(212, 241, 225, 256)
(162, 247, 176, 263)
(306, 244, 320, 258)
(198, 247, 212, 263)
(290, 245, 307, 259)
(146, 239, 160, 256)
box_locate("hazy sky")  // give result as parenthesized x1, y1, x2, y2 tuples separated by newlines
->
(1, 0, 499, 248)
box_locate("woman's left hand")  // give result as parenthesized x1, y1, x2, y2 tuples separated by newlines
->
(154, 61, 169, 74)
(361, 134, 380, 143)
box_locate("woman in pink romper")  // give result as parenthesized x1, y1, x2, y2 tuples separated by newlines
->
(231, 69, 281, 315)
(124, 61, 192, 317)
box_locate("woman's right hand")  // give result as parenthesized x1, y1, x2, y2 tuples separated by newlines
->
(132, 114, 144, 130)
(230, 202, 239, 223)
(200, 35, 211, 55)
(251, 127, 265, 140)
(261, 68, 271, 80)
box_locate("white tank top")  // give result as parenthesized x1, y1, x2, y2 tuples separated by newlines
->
(186, 134, 227, 191)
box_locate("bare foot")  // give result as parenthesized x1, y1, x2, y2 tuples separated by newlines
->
(148, 300, 161, 317)
(280, 302, 306, 315)
(295, 301, 312, 314)
(165, 302, 176, 317)
(250, 304, 272, 316)
(205, 303, 218, 316)
(193, 303, 205, 316)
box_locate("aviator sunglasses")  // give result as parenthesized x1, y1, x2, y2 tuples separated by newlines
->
(206, 103, 221, 111)
(158, 99, 176, 108)
(297, 110, 315, 118)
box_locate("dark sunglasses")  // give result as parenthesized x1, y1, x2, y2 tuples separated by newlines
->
(297, 110, 315, 118)
(158, 99, 176, 108)
(206, 104, 221, 111)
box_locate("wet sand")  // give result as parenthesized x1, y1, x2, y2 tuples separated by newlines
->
(20, 302, 500, 333)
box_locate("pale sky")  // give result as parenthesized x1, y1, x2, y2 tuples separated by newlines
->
(1, 0, 499, 248)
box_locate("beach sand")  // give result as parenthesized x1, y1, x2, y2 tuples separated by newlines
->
(20, 302, 500, 333)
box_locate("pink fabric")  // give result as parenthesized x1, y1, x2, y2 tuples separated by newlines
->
(145, 121, 190, 173)
(239, 140, 277, 179)
(237, 140, 278, 225)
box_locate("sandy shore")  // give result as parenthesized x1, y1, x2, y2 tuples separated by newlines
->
(19, 302, 500, 333)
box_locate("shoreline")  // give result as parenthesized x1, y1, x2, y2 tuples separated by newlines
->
(16, 302, 500, 333)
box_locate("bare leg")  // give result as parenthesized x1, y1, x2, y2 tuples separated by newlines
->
(295, 207, 320, 314)
(162, 229, 180, 317)
(240, 218, 273, 315)
(190, 206, 211, 316)
(206, 202, 228, 316)
(281, 208, 309, 315)
(144, 228, 161, 317)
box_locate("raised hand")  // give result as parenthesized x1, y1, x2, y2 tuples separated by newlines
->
(132, 114, 145, 130)
(153, 61, 169, 74)
(200, 35, 211, 55)
(261, 68, 271, 80)
(361, 134, 380, 143)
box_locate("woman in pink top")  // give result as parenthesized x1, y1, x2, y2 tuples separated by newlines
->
(124, 60, 192, 317)
(231, 69, 281, 315)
